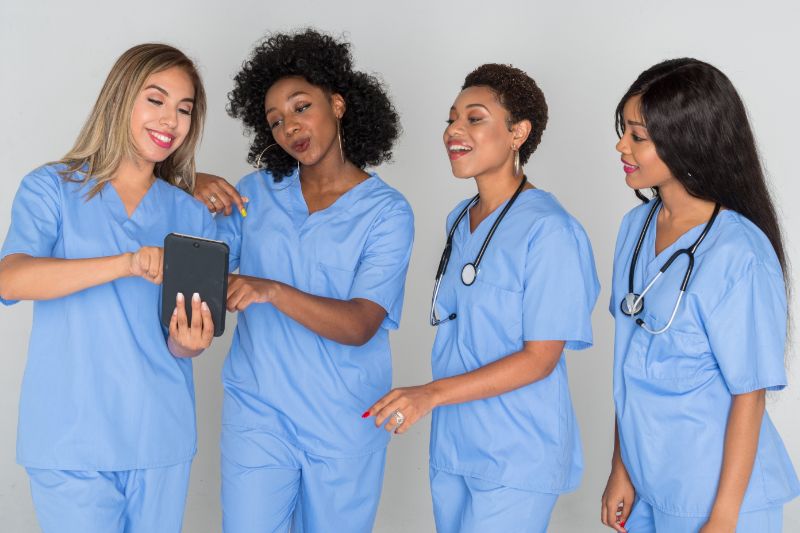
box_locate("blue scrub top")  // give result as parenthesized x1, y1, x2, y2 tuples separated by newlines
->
(610, 202, 800, 516)
(0, 164, 215, 471)
(216, 169, 414, 458)
(429, 189, 600, 493)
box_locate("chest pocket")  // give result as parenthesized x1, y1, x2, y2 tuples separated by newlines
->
(459, 278, 523, 365)
(624, 315, 714, 383)
(312, 261, 357, 300)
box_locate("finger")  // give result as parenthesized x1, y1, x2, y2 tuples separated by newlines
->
(200, 301, 215, 344)
(393, 414, 414, 435)
(619, 497, 634, 528)
(368, 390, 399, 420)
(209, 183, 233, 216)
(151, 248, 164, 282)
(216, 179, 246, 215)
(608, 502, 626, 532)
(169, 305, 179, 339)
(175, 292, 188, 330)
(190, 293, 202, 331)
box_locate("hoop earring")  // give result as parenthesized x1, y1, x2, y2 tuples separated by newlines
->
(337, 119, 345, 164)
(513, 146, 521, 177)
(255, 143, 277, 168)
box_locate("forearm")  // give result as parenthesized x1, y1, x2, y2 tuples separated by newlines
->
(612, 419, 626, 470)
(270, 281, 383, 346)
(427, 340, 565, 407)
(709, 390, 765, 525)
(0, 253, 131, 301)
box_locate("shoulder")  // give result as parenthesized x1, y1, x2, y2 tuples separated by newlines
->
(706, 210, 783, 277)
(155, 179, 211, 220)
(363, 173, 414, 219)
(519, 190, 591, 243)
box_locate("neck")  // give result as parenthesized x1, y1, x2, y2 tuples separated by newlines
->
(298, 142, 364, 193)
(113, 157, 156, 189)
(474, 170, 524, 213)
(657, 180, 716, 223)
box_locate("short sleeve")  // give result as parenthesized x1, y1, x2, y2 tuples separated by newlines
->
(523, 226, 600, 350)
(1, 169, 63, 306)
(705, 263, 788, 394)
(349, 204, 414, 330)
(214, 196, 243, 273)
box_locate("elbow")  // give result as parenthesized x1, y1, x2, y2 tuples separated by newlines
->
(0, 269, 17, 302)
(342, 323, 380, 347)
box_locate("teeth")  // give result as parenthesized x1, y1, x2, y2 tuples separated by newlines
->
(151, 131, 173, 143)
(449, 145, 471, 152)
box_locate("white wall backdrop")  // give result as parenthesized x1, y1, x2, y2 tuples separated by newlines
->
(1, 1, 798, 531)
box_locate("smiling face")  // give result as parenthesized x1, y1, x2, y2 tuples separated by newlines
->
(129, 66, 195, 166)
(443, 86, 520, 179)
(616, 94, 675, 191)
(264, 76, 344, 167)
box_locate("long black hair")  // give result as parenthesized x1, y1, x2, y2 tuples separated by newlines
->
(227, 29, 400, 180)
(615, 58, 789, 287)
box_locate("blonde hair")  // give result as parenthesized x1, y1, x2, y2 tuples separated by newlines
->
(57, 43, 207, 197)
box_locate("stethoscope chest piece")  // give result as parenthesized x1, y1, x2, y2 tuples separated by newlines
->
(621, 293, 644, 316)
(461, 263, 477, 286)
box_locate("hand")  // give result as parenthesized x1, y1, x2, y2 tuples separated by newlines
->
(194, 173, 248, 217)
(365, 384, 439, 435)
(601, 465, 636, 532)
(226, 274, 277, 311)
(128, 246, 163, 284)
(168, 292, 214, 357)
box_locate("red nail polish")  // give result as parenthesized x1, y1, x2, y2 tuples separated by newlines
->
(361, 411, 370, 418)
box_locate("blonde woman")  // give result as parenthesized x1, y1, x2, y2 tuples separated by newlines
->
(0, 44, 215, 533)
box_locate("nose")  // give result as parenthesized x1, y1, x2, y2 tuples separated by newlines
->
(160, 106, 178, 129)
(444, 118, 463, 139)
(615, 135, 628, 154)
(283, 115, 300, 137)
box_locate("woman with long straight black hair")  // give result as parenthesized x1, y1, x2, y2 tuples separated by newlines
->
(601, 58, 798, 532)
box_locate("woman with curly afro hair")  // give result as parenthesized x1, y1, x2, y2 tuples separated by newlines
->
(195, 29, 414, 532)
(366, 64, 600, 532)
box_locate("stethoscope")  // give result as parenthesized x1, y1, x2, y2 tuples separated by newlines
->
(429, 177, 527, 326)
(620, 197, 721, 334)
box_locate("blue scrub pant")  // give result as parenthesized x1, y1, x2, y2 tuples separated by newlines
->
(625, 498, 783, 532)
(26, 461, 191, 533)
(221, 425, 386, 533)
(430, 467, 558, 533)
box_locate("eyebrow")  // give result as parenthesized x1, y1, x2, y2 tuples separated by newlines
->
(144, 84, 195, 104)
(450, 103, 491, 113)
(626, 119, 646, 127)
(265, 91, 312, 115)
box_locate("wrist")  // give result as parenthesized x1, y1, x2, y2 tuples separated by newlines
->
(425, 380, 446, 409)
(167, 336, 202, 358)
(118, 252, 134, 278)
(708, 503, 739, 529)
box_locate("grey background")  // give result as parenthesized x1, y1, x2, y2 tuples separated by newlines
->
(1, 1, 798, 531)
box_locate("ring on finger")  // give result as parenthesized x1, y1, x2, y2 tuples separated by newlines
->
(392, 409, 406, 426)
(208, 194, 218, 204)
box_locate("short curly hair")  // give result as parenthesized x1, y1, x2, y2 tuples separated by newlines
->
(228, 29, 401, 180)
(462, 64, 548, 165)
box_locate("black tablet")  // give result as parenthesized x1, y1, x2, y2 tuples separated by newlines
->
(161, 233, 229, 337)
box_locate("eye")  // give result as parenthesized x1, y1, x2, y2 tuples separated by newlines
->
(147, 97, 163, 106)
(269, 118, 283, 129)
(631, 133, 646, 142)
(178, 107, 193, 116)
(445, 119, 455, 125)
(296, 103, 311, 113)
(468, 117, 483, 124)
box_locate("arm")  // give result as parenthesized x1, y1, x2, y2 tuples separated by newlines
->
(226, 274, 385, 346)
(366, 340, 564, 433)
(700, 389, 765, 533)
(601, 420, 636, 532)
(0, 247, 163, 301)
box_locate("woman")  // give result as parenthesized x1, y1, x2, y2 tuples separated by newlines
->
(366, 64, 599, 532)
(0, 44, 216, 532)
(203, 29, 414, 532)
(601, 58, 799, 532)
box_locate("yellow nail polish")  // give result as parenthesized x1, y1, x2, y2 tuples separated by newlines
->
(240, 207, 248, 217)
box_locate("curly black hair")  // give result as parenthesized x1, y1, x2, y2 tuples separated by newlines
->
(462, 64, 548, 165)
(228, 29, 401, 180)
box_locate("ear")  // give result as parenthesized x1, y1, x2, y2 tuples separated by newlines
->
(331, 93, 346, 120)
(511, 119, 532, 148)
